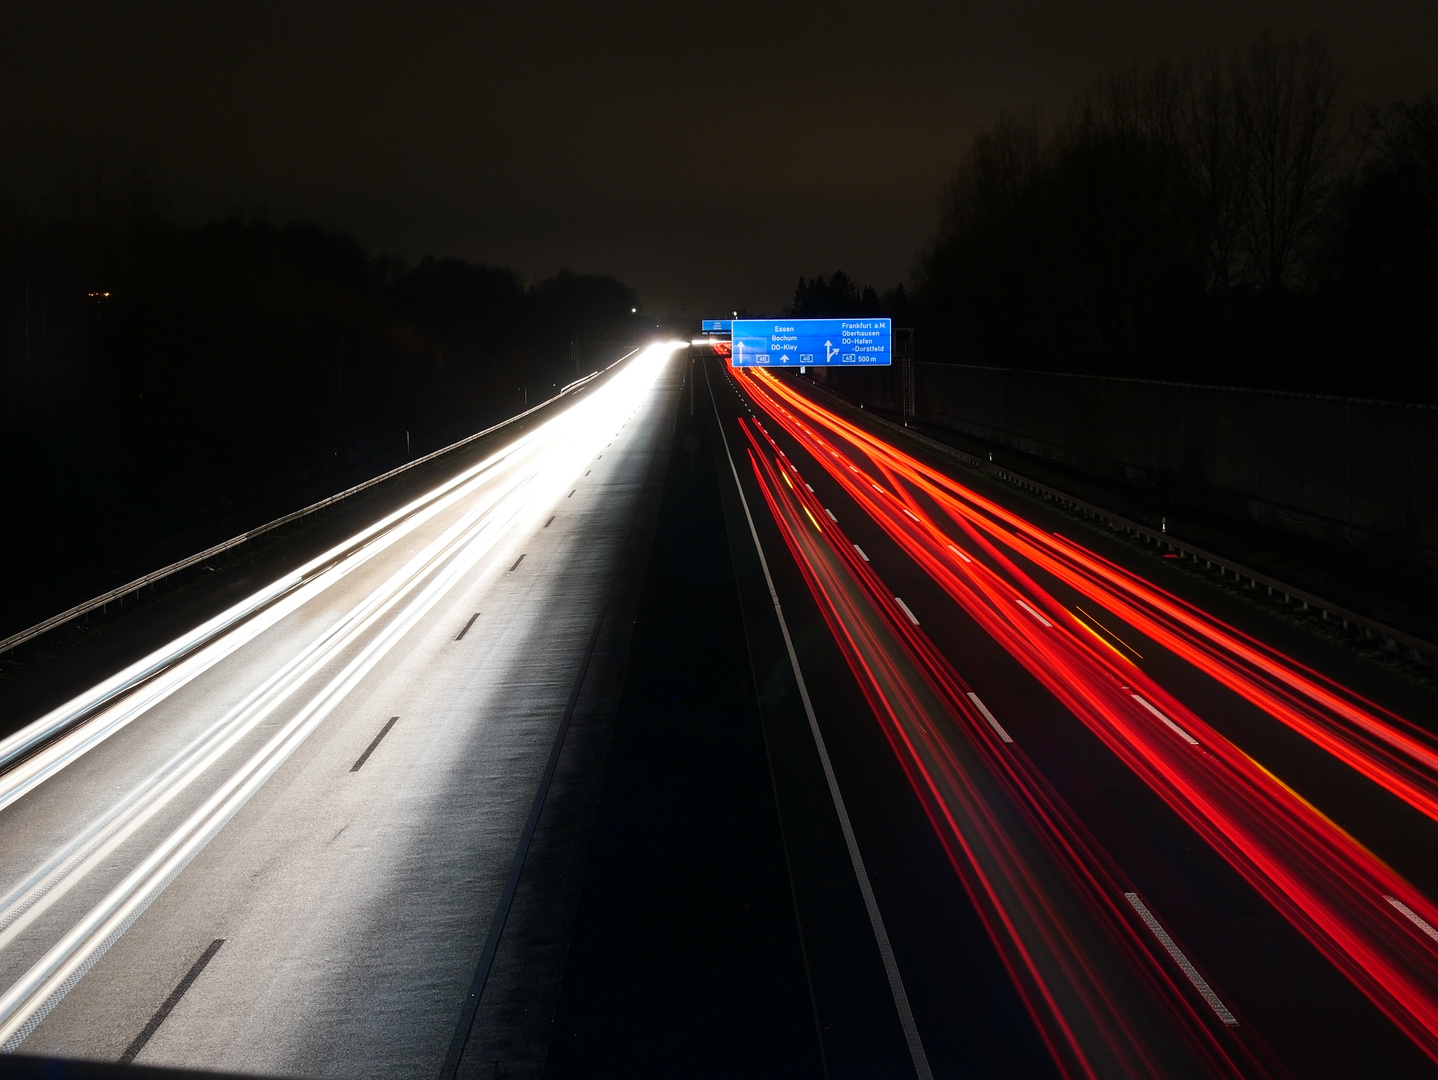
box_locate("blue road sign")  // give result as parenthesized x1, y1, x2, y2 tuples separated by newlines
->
(701, 319, 732, 334)
(730, 318, 891, 367)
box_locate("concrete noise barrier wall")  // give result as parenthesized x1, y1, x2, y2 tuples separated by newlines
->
(816, 363, 1438, 559)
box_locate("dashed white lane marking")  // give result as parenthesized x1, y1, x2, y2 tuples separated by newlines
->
(966, 693, 1013, 743)
(805, 483, 814, 492)
(903, 508, 919, 522)
(1016, 599, 1053, 628)
(1124, 893, 1238, 1025)
(825, 508, 838, 522)
(947, 544, 972, 563)
(895, 597, 920, 625)
(1385, 896, 1438, 943)
(1131, 694, 1199, 746)
(854, 545, 870, 562)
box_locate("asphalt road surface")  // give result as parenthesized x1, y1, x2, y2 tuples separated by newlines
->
(6, 344, 1438, 1080)
(704, 358, 1438, 1079)
(0, 345, 682, 1077)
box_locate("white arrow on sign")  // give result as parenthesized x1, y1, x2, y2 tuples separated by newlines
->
(825, 340, 839, 362)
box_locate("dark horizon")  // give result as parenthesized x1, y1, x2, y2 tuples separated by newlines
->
(3, 1, 1435, 316)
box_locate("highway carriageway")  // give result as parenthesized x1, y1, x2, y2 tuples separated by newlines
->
(709, 358, 1438, 1079)
(0, 344, 683, 1076)
(8, 342, 1438, 1079)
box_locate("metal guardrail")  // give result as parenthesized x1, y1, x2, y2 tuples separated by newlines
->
(805, 378, 1438, 669)
(0, 351, 638, 657)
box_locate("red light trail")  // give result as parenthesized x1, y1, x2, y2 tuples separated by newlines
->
(741, 417, 1267, 1079)
(730, 366, 1438, 1073)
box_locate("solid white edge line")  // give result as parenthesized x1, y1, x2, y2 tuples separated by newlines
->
(966, 693, 1014, 744)
(894, 597, 920, 626)
(1124, 892, 1238, 1026)
(1385, 895, 1438, 944)
(1131, 694, 1199, 746)
(706, 363, 933, 1080)
(854, 545, 870, 562)
(1015, 599, 1053, 628)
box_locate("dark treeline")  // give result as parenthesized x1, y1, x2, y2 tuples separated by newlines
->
(789, 271, 912, 323)
(0, 175, 639, 433)
(915, 33, 1438, 402)
(0, 174, 643, 634)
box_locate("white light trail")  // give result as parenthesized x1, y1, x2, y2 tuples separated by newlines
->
(0, 343, 682, 1050)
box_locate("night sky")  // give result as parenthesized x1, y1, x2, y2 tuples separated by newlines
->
(2, 1, 1434, 316)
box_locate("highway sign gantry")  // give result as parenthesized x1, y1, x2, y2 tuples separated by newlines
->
(731, 318, 892, 367)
